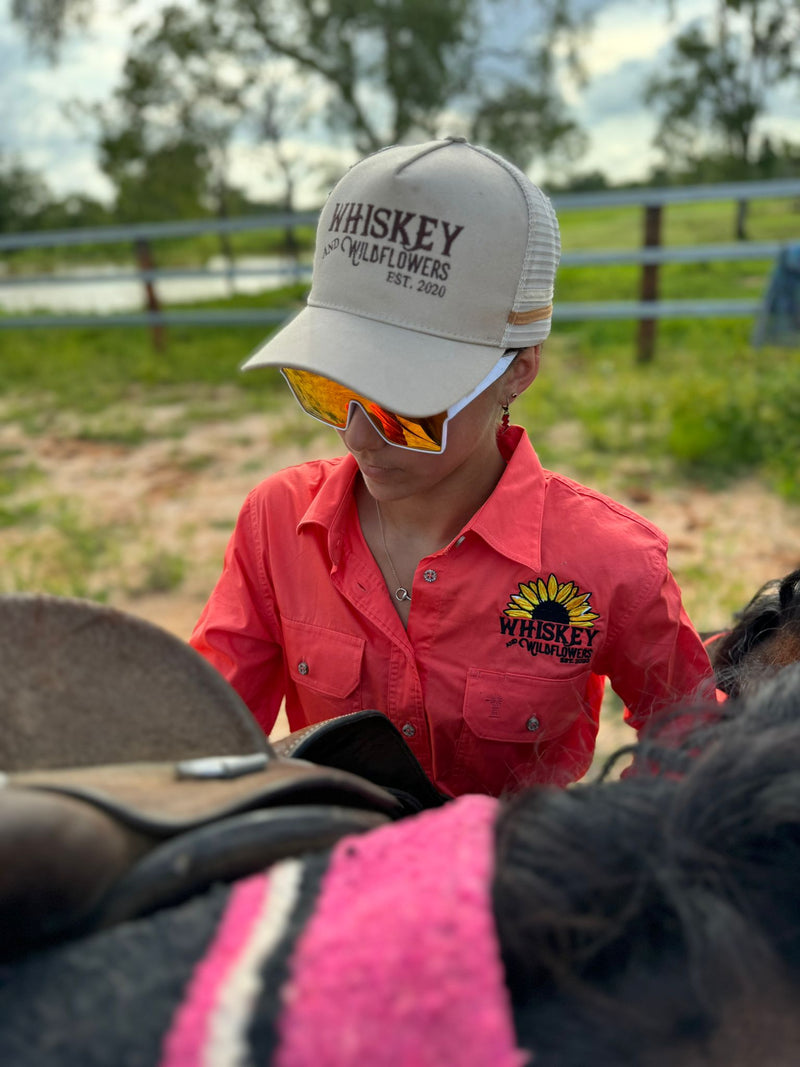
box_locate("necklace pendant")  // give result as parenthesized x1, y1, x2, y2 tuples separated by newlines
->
(394, 587, 412, 603)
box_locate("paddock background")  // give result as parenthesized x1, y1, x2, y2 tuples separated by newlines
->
(3, 400, 796, 774)
(2, 181, 798, 775)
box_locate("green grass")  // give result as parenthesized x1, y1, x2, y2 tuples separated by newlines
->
(556, 195, 799, 249)
(129, 546, 187, 596)
(543, 323, 798, 501)
(555, 258, 773, 303)
(1, 256, 798, 500)
(0, 285, 305, 417)
(0, 498, 123, 600)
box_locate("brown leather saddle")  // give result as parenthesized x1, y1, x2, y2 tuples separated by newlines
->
(0, 594, 446, 960)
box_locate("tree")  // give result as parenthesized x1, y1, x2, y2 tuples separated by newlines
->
(35, 192, 112, 229)
(470, 83, 587, 174)
(645, 0, 800, 174)
(196, 0, 589, 167)
(11, 0, 591, 183)
(99, 134, 210, 223)
(0, 154, 111, 234)
(219, 0, 481, 152)
(85, 5, 249, 222)
(258, 77, 324, 252)
(0, 154, 52, 232)
(646, 0, 800, 237)
(9, 0, 94, 59)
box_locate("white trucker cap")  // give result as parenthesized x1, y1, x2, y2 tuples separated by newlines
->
(242, 137, 561, 417)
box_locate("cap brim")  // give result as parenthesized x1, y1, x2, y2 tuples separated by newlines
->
(240, 305, 506, 418)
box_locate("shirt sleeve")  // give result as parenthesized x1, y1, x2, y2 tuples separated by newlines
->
(189, 492, 285, 736)
(600, 563, 717, 732)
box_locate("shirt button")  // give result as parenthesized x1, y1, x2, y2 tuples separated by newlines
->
(455, 536, 465, 546)
(423, 569, 437, 583)
(298, 661, 309, 675)
(402, 723, 416, 738)
(526, 716, 540, 732)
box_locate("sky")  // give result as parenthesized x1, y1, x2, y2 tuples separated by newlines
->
(1, 0, 799, 208)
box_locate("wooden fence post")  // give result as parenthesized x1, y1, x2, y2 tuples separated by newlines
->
(636, 204, 662, 364)
(134, 238, 165, 351)
(735, 198, 749, 241)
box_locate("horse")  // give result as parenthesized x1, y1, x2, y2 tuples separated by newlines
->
(494, 662, 800, 1065)
(706, 566, 800, 698)
(2, 594, 800, 1064)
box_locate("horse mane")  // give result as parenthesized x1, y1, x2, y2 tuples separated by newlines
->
(711, 567, 800, 697)
(492, 662, 800, 1066)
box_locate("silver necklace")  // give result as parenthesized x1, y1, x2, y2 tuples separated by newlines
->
(375, 499, 412, 602)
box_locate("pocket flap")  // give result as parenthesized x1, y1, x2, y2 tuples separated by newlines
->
(463, 667, 589, 743)
(283, 618, 364, 699)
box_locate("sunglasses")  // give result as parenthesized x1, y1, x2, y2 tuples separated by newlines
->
(281, 351, 517, 454)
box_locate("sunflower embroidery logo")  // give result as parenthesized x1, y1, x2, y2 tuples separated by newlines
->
(500, 574, 601, 664)
(505, 574, 599, 628)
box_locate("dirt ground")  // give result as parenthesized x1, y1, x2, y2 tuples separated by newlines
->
(2, 402, 799, 762)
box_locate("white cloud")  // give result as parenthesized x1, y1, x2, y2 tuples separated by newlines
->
(568, 112, 662, 183)
(227, 138, 356, 210)
(577, 0, 706, 78)
(573, 58, 652, 119)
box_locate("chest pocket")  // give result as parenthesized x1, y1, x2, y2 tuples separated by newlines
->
(454, 666, 596, 793)
(282, 618, 365, 723)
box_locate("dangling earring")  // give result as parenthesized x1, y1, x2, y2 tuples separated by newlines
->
(499, 393, 517, 435)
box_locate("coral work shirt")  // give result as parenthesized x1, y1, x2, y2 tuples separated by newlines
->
(190, 427, 715, 797)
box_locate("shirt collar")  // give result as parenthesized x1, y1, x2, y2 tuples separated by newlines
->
(297, 454, 361, 565)
(468, 426, 544, 572)
(297, 428, 545, 572)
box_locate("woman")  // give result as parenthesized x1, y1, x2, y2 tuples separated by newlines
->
(190, 137, 715, 797)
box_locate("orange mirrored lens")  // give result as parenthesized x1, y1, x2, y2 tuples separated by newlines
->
(283, 369, 350, 427)
(282, 369, 446, 452)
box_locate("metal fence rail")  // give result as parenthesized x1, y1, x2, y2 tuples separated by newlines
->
(0, 239, 782, 289)
(2, 177, 797, 252)
(0, 212, 319, 252)
(0, 300, 764, 331)
(2, 178, 799, 359)
(0, 264, 312, 287)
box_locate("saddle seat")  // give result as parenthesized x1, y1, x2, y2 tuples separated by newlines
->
(0, 594, 445, 960)
(1, 752, 399, 960)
